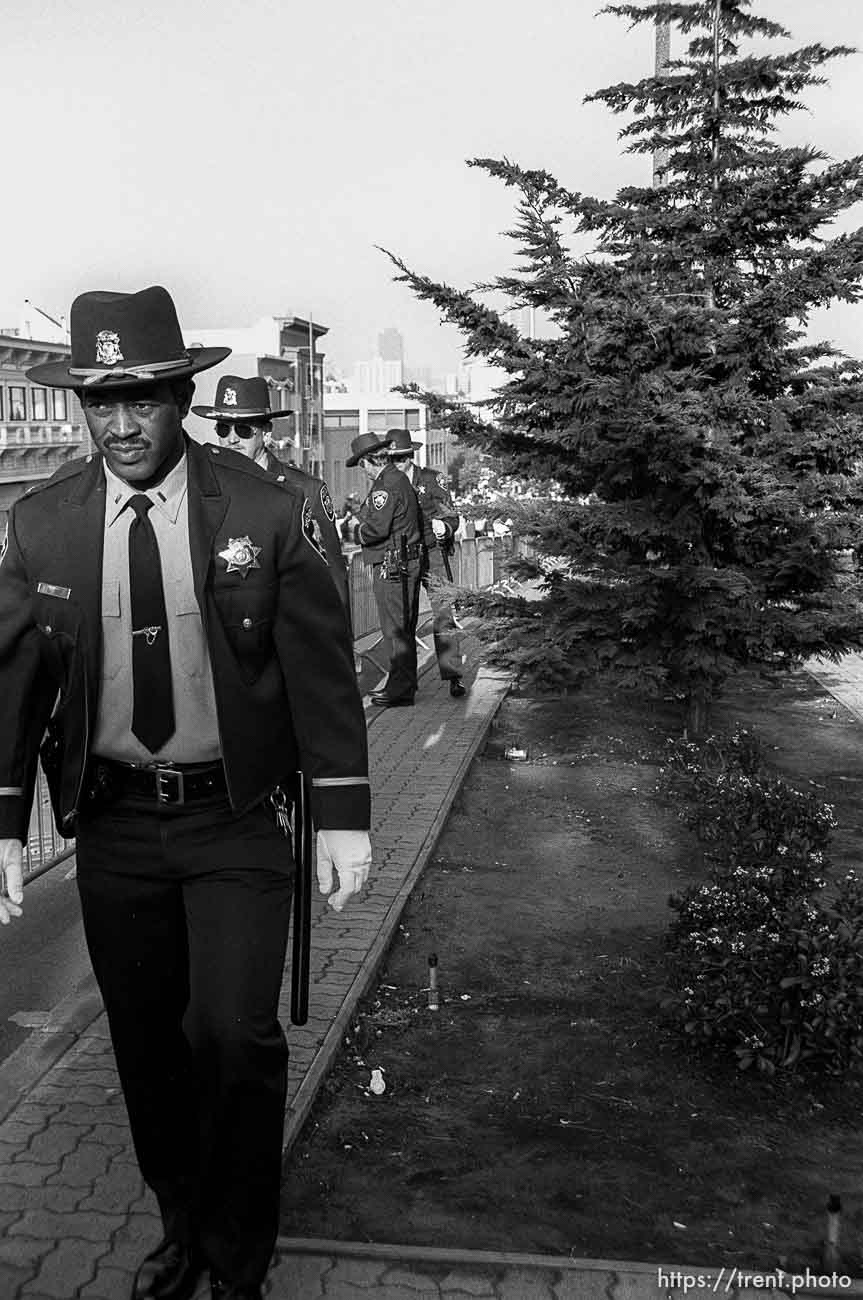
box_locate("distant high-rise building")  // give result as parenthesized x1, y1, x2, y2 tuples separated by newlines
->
(351, 355, 403, 394)
(377, 328, 404, 364)
(502, 305, 536, 338)
(404, 364, 432, 389)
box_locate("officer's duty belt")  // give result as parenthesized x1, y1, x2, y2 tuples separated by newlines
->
(384, 542, 422, 562)
(88, 757, 228, 807)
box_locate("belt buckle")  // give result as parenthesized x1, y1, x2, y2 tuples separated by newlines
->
(155, 765, 185, 805)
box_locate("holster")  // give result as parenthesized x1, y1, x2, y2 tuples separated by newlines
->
(39, 719, 64, 813)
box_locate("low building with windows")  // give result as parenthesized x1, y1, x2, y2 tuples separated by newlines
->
(322, 391, 433, 511)
(0, 334, 87, 526)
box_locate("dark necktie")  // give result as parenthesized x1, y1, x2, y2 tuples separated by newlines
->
(128, 494, 175, 753)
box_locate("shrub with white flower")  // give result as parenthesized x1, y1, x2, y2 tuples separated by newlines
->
(660, 730, 863, 1077)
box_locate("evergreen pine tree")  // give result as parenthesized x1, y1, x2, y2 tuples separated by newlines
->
(385, 0, 863, 734)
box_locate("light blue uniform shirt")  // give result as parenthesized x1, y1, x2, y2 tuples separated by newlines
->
(92, 454, 221, 764)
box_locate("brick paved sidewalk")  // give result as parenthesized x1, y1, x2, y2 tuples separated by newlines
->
(0, 665, 510, 1300)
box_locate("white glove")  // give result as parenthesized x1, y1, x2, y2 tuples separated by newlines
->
(316, 830, 372, 912)
(431, 518, 447, 539)
(0, 839, 24, 926)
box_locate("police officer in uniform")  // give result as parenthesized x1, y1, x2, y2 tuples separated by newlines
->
(0, 286, 372, 1300)
(346, 432, 422, 707)
(192, 375, 348, 610)
(384, 429, 465, 697)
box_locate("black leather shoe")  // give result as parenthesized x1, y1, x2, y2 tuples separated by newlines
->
(370, 692, 414, 707)
(130, 1238, 203, 1300)
(449, 677, 466, 698)
(210, 1274, 262, 1300)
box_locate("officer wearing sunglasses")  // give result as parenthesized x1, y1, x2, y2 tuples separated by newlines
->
(193, 376, 348, 610)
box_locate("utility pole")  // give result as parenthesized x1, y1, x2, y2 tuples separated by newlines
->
(653, 13, 671, 187)
(307, 312, 316, 476)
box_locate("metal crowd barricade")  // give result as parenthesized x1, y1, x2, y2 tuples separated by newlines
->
(346, 531, 522, 640)
(346, 551, 379, 640)
(24, 764, 74, 884)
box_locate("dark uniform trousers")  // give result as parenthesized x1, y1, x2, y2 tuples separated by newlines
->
(424, 546, 461, 681)
(372, 557, 422, 701)
(75, 793, 293, 1290)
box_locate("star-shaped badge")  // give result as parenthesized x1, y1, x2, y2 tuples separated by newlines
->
(218, 535, 261, 579)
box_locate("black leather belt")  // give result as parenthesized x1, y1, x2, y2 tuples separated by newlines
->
(88, 757, 228, 807)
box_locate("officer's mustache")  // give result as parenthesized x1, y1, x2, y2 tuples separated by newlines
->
(104, 435, 150, 448)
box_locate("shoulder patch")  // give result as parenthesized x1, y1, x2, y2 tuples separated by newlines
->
(302, 498, 329, 565)
(372, 490, 389, 511)
(319, 483, 335, 522)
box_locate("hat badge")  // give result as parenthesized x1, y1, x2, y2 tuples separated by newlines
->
(223, 388, 238, 406)
(95, 330, 123, 366)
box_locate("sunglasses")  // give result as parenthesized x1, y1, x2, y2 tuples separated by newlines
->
(215, 421, 258, 440)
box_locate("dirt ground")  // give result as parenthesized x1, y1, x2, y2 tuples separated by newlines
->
(280, 671, 863, 1273)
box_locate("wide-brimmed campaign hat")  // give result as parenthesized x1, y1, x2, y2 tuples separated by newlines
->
(345, 432, 389, 467)
(191, 375, 291, 422)
(25, 285, 231, 390)
(384, 427, 422, 455)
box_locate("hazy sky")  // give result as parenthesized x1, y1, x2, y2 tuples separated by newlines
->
(4, 0, 861, 375)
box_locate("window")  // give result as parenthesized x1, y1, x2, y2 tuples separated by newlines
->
(31, 388, 47, 420)
(323, 411, 360, 430)
(0, 388, 3, 420)
(8, 387, 26, 421)
(52, 391, 67, 420)
(368, 409, 408, 432)
(405, 410, 420, 431)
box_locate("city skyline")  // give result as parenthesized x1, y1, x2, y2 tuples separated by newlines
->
(3, 0, 861, 377)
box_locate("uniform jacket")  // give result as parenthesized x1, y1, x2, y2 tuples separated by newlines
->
(0, 437, 370, 841)
(262, 452, 348, 608)
(407, 463, 459, 554)
(356, 462, 421, 565)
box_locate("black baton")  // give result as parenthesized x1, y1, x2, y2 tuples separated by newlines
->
(400, 535, 410, 634)
(441, 543, 454, 583)
(290, 771, 313, 1025)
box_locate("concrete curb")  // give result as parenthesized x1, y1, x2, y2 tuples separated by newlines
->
(0, 969, 102, 1125)
(282, 666, 510, 1151)
(276, 1236, 661, 1272)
